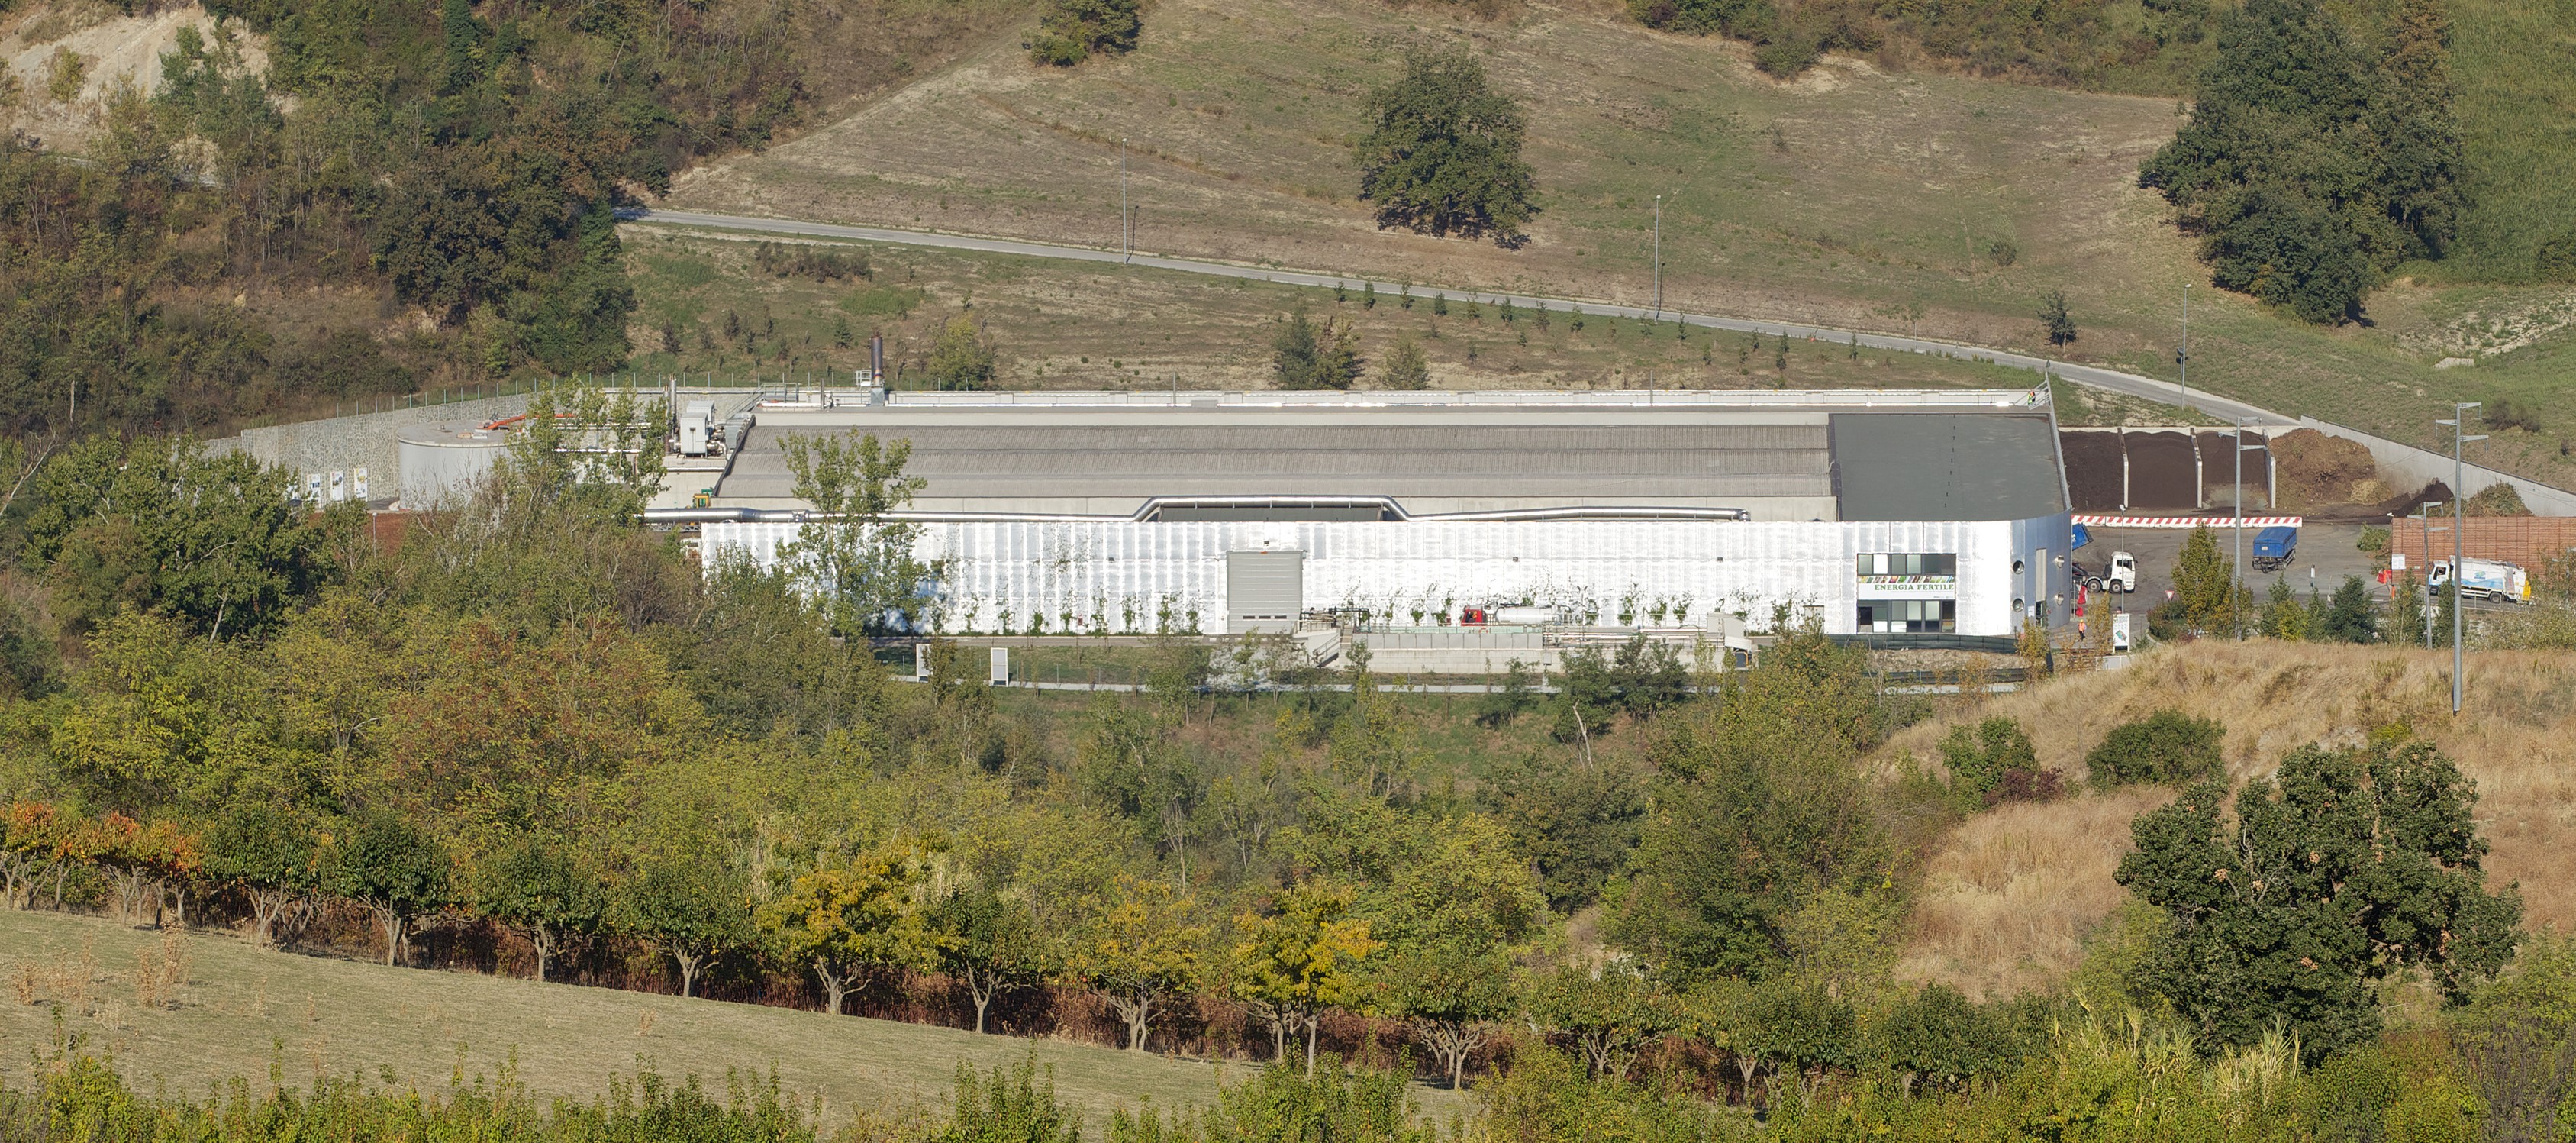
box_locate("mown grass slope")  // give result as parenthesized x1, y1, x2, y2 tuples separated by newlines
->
(663, 0, 2576, 486)
(1890, 643, 2576, 1003)
(0, 909, 1469, 1128)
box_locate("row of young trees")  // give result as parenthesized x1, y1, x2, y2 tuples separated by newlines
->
(0, 407, 2531, 1104)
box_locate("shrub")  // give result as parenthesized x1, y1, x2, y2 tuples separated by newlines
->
(1937, 716, 2062, 808)
(1025, 0, 1140, 66)
(2085, 708, 2223, 788)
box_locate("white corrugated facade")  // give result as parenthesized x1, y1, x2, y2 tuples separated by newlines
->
(701, 515, 2074, 638)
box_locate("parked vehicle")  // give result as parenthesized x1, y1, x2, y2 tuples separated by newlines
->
(2428, 558, 2529, 602)
(2078, 551, 2138, 593)
(2252, 526, 2298, 571)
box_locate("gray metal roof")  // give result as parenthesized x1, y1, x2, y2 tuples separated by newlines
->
(1829, 412, 2067, 521)
(711, 392, 2063, 523)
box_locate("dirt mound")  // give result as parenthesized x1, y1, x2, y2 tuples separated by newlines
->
(2060, 431, 2123, 511)
(2270, 428, 2378, 511)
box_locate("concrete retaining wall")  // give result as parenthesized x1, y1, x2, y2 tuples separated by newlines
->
(2296, 417, 2576, 516)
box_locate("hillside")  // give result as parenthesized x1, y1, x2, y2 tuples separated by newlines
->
(663, 0, 2576, 487)
(1891, 642, 2576, 1002)
(0, 909, 1474, 1129)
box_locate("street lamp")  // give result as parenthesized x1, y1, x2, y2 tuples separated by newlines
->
(2175, 282, 2190, 399)
(1652, 194, 1664, 322)
(1120, 137, 1131, 263)
(2433, 403, 2486, 715)
(2231, 418, 2262, 640)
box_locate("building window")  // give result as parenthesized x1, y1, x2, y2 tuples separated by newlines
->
(1855, 553, 1958, 581)
(1858, 599, 1955, 633)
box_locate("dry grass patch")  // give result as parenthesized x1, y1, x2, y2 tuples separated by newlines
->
(1889, 643, 2576, 1001)
(660, 0, 2576, 484)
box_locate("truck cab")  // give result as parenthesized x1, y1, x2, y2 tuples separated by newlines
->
(2081, 551, 2138, 593)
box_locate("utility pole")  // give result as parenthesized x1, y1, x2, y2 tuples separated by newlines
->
(1120, 137, 1131, 263)
(2435, 403, 2485, 715)
(1652, 194, 1664, 322)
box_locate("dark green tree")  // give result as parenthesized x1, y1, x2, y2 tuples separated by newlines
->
(203, 805, 321, 948)
(327, 810, 453, 967)
(1354, 47, 1538, 246)
(1372, 939, 1516, 1089)
(2114, 741, 2521, 1060)
(2137, 0, 2461, 324)
(622, 855, 753, 998)
(2037, 289, 2078, 347)
(2317, 573, 2380, 644)
(930, 883, 1056, 1034)
(1607, 626, 1884, 983)
(475, 836, 608, 983)
(1026, 0, 1142, 66)
(1272, 306, 1362, 390)
(1523, 962, 1684, 1083)
(1476, 750, 1645, 910)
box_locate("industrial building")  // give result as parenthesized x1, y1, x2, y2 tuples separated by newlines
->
(680, 388, 2075, 644)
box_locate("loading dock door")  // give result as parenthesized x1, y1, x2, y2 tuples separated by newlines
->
(1227, 551, 1304, 634)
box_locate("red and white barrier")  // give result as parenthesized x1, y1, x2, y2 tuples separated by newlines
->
(2072, 515, 2303, 528)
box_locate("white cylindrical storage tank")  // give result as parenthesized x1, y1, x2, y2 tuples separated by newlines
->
(396, 422, 511, 509)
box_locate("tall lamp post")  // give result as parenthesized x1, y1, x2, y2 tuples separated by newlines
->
(1120, 137, 1131, 263)
(2231, 418, 2259, 640)
(1652, 194, 1665, 322)
(2177, 282, 2190, 399)
(2434, 403, 2485, 715)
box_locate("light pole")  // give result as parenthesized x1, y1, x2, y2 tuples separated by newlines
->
(2178, 283, 2190, 399)
(1652, 194, 1664, 322)
(2231, 418, 2250, 639)
(1120, 137, 1131, 263)
(2435, 403, 2485, 715)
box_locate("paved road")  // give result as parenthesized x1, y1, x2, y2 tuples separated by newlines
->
(623, 208, 2296, 427)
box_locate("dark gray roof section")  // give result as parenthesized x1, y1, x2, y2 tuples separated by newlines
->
(1829, 412, 2066, 521)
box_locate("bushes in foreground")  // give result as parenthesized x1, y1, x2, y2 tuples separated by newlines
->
(2084, 709, 2225, 788)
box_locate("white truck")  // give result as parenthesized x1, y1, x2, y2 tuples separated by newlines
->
(2078, 551, 2138, 593)
(2428, 557, 2529, 602)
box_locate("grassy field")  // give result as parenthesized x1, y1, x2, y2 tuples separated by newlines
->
(656, 0, 2576, 487)
(624, 225, 2218, 427)
(1891, 642, 2576, 1003)
(0, 909, 1472, 1128)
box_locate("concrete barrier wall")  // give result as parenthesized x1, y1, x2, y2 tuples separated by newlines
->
(2297, 417, 2576, 517)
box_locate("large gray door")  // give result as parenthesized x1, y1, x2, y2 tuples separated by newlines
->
(1226, 551, 1304, 634)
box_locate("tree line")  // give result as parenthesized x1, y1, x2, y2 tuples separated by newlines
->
(0, 409, 2542, 1130)
(0, 0, 808, 441)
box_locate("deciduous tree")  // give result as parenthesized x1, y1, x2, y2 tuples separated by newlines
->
(1355, 47, 1538, 246)
(1066, 875, 1207, 1052)
(1230, 880, 1378, 1074)
(474, 837, 608, 983)
(2115, 740, 2521, 1059)
(327, 810, 453, 967)
(755, 846, 938, 1016)
(930, 883, 1054, 1034)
